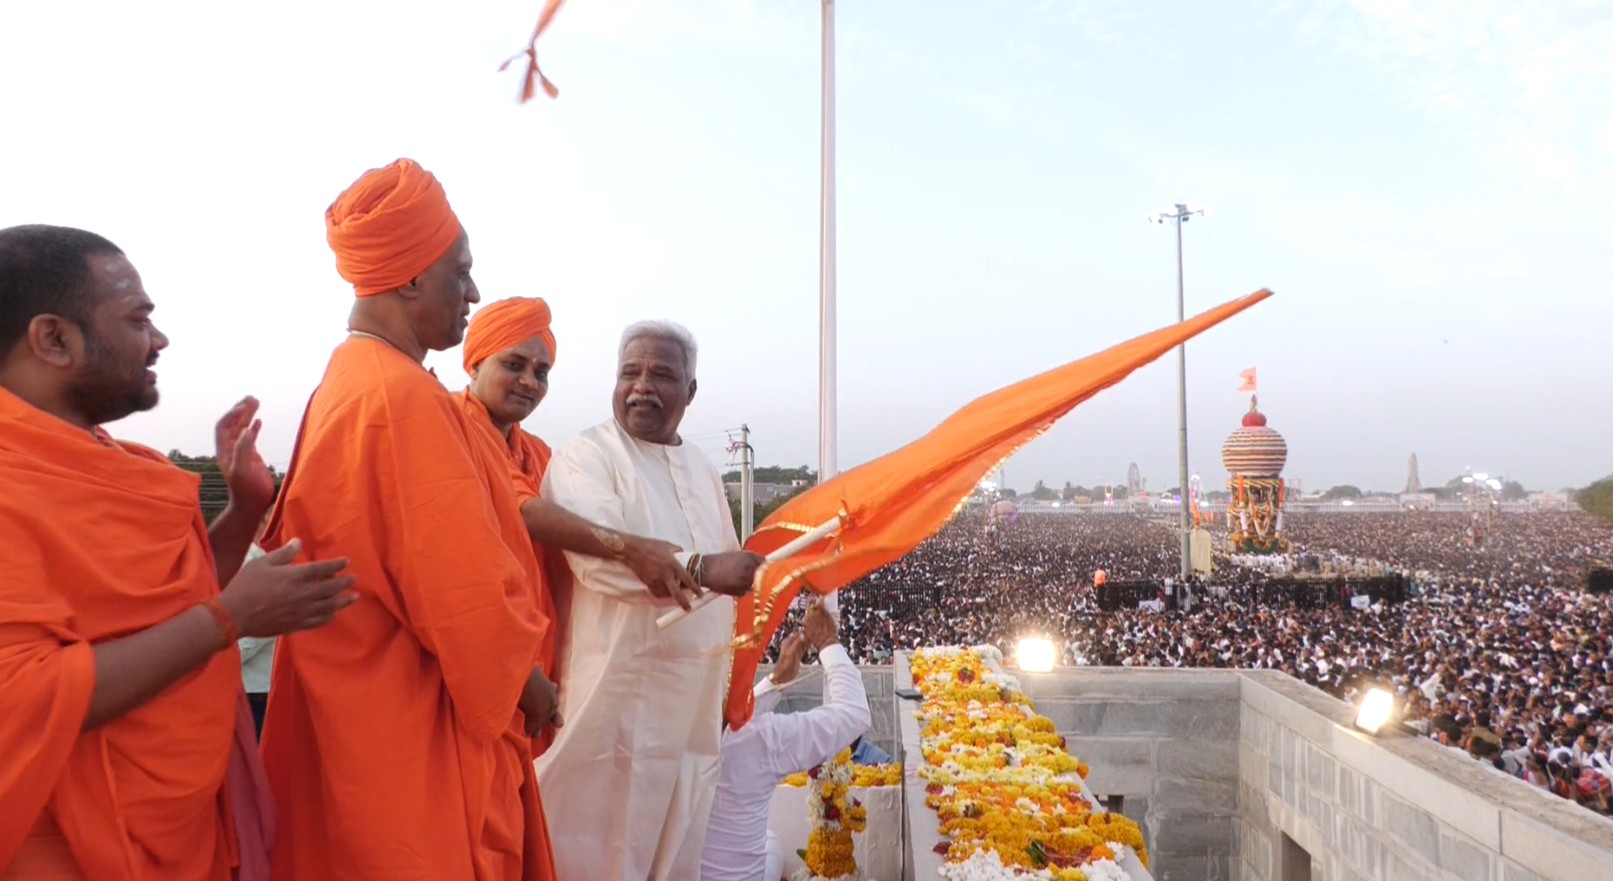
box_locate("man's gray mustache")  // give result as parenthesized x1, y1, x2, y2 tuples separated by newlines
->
(627, 396, 662, 408)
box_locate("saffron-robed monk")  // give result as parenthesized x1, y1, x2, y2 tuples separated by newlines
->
(260, 159, 559, 881)
(0, 224, 354, 881)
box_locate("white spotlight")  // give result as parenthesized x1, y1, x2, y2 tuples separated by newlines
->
(1017, 637, 1057, 673)
(1354, 687, 1395, 735)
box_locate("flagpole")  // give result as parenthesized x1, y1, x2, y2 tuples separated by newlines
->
(818, 0, 839, 616)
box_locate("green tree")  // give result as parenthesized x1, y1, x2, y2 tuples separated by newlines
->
(1500, 480, 1527, 501)
(1323, 485, 1364, 500)
(1029, 480, 1058, 501)
(1578, 476, 1613, 522)
(728, 484, 810, 537)
(167, 451, 282, 524)
(722, 465, 817, 485)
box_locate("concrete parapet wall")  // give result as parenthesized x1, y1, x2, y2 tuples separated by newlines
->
(1021, 668, 1242, 881)
(1237, 670, 1613, 881)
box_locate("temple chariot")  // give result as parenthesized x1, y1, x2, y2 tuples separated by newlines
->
(1221, 396, 1289, 554)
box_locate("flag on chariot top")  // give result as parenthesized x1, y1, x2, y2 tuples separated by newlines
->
(1238, 368, 1258, 393)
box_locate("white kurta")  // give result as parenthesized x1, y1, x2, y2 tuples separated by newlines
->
(538, 418, 740, 881)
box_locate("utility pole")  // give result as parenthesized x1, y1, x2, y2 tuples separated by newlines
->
(728, 425, 755, 541)
(1149, 201, 1208, 581)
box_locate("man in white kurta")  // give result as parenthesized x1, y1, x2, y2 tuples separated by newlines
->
(700, 602, 871, 881)
(539, 320, 762, 881)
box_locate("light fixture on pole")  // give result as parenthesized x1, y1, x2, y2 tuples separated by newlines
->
(1148, 202, 1208, 581)
(1015, 637, 1058, 673)
(1354, 687, 1396, 735)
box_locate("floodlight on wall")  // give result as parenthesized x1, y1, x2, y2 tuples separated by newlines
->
(1354, 687, 1395, 735)
(1017, 637, 1057, 673)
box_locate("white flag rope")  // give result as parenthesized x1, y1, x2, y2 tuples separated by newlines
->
(655, 514, 845, 630)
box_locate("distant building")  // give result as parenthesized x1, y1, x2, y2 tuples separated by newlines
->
(1529, 490, 1576, 511)
(723, 482, 803, 505)
(1400, 493, 1437, 510)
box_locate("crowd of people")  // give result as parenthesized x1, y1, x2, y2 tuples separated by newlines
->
(775, 508, 1613, 816)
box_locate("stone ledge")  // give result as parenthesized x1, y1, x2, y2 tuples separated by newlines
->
(1020, 667, 1243, 701)
(1500, 810, 1613, 881)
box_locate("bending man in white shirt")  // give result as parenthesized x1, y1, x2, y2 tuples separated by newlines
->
(539, 319, 764, 881)
(701, 601, 873, 881)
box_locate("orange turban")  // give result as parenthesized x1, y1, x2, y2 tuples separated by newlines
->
(326, 159, 462, 297)
(463, 297, 557, 375)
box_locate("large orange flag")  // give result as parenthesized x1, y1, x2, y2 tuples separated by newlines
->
(722, 288, 1274, 727)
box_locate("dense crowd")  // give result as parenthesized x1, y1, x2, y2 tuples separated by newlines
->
(770, 509, 1613, 815)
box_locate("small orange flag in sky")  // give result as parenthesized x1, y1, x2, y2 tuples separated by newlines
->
(502, 0, 567, 102)
(723, 289, 1274, 728)
(1238, 367, 1258, 393)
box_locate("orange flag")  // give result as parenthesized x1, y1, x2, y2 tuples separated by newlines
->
(723, 289, 1274, 728)
(1238, 367, 1258, 393)
(502, 0, 567, 102)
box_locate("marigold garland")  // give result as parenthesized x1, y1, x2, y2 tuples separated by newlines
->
(793, 749, 871, 881)
(911, 647, 1149, 880)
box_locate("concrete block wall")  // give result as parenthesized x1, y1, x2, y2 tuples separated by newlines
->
(1021, 669, 1242, 881)
(1236, 671, 1613, 881)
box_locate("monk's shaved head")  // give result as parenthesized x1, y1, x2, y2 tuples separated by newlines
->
(0, 225, 123, 354)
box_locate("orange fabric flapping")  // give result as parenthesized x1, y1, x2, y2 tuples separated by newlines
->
(501, 0, 567, 102)
(463, 297, 557, 375)
(722, 289, 1275, 729)
(326, 158, 462, 297)
(0, 386, 251, 881)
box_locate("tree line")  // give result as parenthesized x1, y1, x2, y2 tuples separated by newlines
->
(1580, 476, 1613, 522)
(167, 451, 282, 524)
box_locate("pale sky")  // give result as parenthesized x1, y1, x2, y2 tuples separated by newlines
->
(3, 0, 1609, 493)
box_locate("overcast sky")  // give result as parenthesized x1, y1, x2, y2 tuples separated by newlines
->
(3, 0, 1609, 493)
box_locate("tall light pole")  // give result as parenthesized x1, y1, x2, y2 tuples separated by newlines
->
(1149, 203, 1207, 581)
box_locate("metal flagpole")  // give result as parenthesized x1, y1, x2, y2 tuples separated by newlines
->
(818, 0, 840, 617)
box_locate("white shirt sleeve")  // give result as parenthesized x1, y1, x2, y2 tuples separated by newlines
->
(542, 436, 666, 604)
(753, 675, 785, 717)
(757, 644, 872, 778)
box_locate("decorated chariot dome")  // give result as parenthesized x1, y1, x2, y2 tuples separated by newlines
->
(1221, 396, 1287, 477)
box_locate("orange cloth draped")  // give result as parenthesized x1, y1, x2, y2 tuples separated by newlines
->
(501, 0, 567, 102)
(453, 389, 564, 756)
(0, 387, 246, 881)
(463, 297, 557, 374)
(261, 339, 556, 881)
(326, 159, 463, 297)
(723, 289, 1274, 728)
(453, 389, 557, 670)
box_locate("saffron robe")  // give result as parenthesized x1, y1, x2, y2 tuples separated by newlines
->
(261, 337, 555, 881)
(0, 387, 262, 881)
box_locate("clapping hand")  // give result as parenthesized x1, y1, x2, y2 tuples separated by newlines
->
(215, 397, 277, 515)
